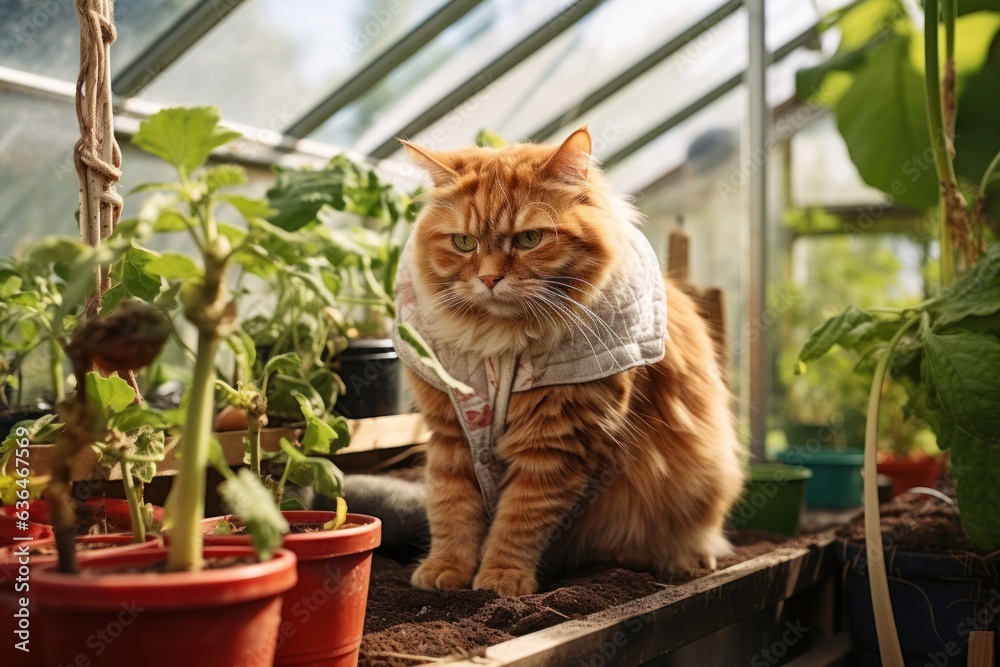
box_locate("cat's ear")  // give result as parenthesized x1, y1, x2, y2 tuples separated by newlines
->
(400, 140, 459, 186)
(544, 126, 592, 182)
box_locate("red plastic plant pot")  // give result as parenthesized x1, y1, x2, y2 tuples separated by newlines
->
(877, 453, 947, 498)
(203, 512, 382, 667)
(0, 533, 163, 667)
(0, 498, 166, 546)
(30, 546, 297, 667)
(0, 506, 52, 547)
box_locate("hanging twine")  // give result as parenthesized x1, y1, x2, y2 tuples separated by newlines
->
(74, 0, 123, 306)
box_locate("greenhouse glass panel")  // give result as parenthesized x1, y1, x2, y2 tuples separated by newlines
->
(0, 0, 200, 81)
(309, 0, 572, 151)
(403, 0, 739, 151)
(138, 0, 450, 129)
(0, 90, 82, 240)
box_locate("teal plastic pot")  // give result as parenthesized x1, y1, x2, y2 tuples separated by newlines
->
(778, 448, 864, 508)
(728, 463, 812, 536)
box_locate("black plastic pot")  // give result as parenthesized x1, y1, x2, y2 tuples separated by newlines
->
(839, 537, 999, 666)
(332, 338, 402, 418)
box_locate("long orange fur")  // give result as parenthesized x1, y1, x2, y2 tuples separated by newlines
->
(402, 129, 744, 596)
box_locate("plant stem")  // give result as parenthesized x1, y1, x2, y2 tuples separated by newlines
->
(862, 314, 919, 667)
(865, 296, 940, 315)
(924, 0, 958, 287)
(49, 339, 65, 402)
(247, 414, 262, 477)
(979, 149, 1000, 197)
(166, 331, 218, 572)
(274, 458, 292, 506)
(120, 457, 146, 544)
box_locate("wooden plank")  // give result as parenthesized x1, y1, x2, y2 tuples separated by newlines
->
(434, 532, 838, 667)
(667, 232, 690, 282)
(342, 413, 429, 453)
(968, 631, 995, 667)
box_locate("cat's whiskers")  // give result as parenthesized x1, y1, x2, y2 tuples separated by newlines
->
(533, 292, 608, 365)
(542, 288, 630, 357)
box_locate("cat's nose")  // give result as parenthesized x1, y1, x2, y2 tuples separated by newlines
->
(479, 275, 504, 289)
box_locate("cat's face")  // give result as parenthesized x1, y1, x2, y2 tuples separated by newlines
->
(404, 129, 621, 332)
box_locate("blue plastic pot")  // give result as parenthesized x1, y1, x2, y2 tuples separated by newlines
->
(839, 538, 999, 666)
(778, 447, 864, 508)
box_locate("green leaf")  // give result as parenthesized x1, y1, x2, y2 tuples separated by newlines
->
(279, 438, 344, 500)
(949, 434, 1000, 552)
(0, 270, 23, 299)
(797, 305, 876, 365)
(920, 329, 1000, 443)
(218, 223, 248, 247)
(152, 209, 190, 233)
(129, 426, 165, 484)
(111, 242, 163, 303)
(475, 129, 507, 148)
(131, 107, 241, 173)
(279, 498, 306, 511)
(0, 415, 62, 463)
(86, 372, 136, 414)
(208, 436, 235, 478)
(145, 252, 201, 280)
(294, 392, 339, 455)
(933, 240, 1000, 326)
(262, 353, 301, 380)
(220, 194, 274, 220)
(218, 468, 288, 560)
(109, 404, 172, 433)
(397, 322, 474, 394)
(834, 34, 938, 208)
(128, 182, 182, 195)
(266, 164, 347, 231)
(211, 518, 234, 535)
(99, 284, 127, 316)
(225, 329, 257, 387)
(266, 373, 325, 421)
(204, 164, 248, 191)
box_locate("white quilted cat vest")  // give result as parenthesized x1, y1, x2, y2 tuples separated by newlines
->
(392, 218, 667, 516)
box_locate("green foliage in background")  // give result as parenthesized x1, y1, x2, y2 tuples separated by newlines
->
(798, 0, 1000, 213)
(799, 0, 1000, 552)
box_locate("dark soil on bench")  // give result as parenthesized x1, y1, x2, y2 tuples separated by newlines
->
(359, 529, 820, 667)
(836, 492, 976, 553)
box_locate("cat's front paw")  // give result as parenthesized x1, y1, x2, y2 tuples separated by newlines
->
(411, 558, 474, 590)
(473, 567, 537, 596)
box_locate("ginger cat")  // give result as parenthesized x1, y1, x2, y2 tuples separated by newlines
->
(394, 128, 744, 597)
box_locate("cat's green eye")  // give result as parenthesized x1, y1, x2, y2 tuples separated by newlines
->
(452, 234, 478, 252)
(513, 230, 543, 249)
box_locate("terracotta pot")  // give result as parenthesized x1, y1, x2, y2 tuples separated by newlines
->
(0, 533, 163, 667)
(32, 546, 297, 667)
(203, 512, 381, 667)
(877, 453, 946, 498)
(0, 498, 165, 547)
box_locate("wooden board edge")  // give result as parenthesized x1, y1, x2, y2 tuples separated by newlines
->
(434, 531, 840, 666)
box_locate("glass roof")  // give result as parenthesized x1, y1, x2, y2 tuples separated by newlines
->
(138, 0, 451, 129)
(0, 0, 859, 205)
(404, 0, 740, 152)
(309, 0, 570, 151)
(0, 0, 201, 81)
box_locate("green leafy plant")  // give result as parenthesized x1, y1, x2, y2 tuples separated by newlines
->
(2, 371, 172, 544)
(798, 2, 1000, 664)
(128, 106, 290, 571)
(0, 241, 91, 406)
